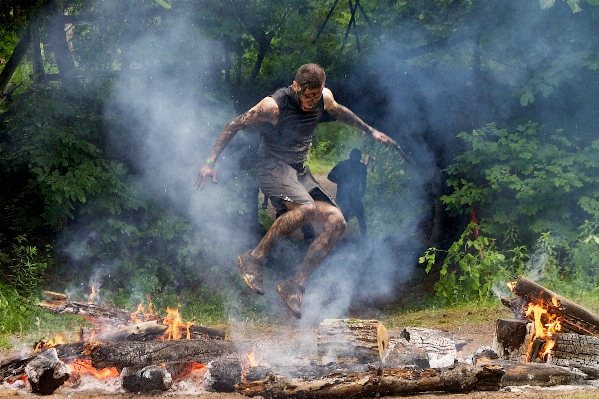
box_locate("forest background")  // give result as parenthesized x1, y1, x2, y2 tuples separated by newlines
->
(1, 0, 599, 348)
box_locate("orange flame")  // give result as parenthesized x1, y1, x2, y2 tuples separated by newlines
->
(130, 296, 157, 324)
(68, 359, 120, 380)
(247, 345, 258, 367)
(89, 286, 97, 303)
(35, 333, 66, 351)
(163, 306, 184, 340)
(524, 300, 561, 362)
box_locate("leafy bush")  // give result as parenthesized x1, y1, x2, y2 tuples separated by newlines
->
(442, 122, 599, 248)
(1, 85, 142, 234)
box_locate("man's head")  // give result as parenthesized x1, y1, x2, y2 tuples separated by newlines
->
(350, 149, 362, 161)
(292, 64, 326, 112)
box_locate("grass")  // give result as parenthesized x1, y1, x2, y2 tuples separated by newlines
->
(383, 299, 512, 330)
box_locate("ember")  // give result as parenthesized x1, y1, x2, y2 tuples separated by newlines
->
(68, 359, 119, 380)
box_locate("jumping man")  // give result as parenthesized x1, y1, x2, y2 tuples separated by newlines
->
(195, 64, 396, 318)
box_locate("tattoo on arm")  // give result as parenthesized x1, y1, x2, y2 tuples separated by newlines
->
(327, 104, 373, 136)
(208, 102, 278, 162)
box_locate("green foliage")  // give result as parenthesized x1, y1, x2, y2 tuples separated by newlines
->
(1, 85, 142, 233)
(5, 237, 50, 297)
(420, 222, 526, 305)
(442, 122, 599, 246)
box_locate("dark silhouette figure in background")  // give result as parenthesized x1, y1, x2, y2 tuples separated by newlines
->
(328, 149, 368, 236)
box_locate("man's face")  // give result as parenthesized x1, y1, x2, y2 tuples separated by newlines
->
(293, 81, 323, 112)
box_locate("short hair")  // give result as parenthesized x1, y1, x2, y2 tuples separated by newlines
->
(350, 148, 362, 160)
(295, 64, 326, 90)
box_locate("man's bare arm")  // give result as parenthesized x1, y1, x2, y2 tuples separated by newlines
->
(322, 88, 397, 146)
(194, 97, 279, 190)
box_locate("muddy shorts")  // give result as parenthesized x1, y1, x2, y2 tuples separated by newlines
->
(256, 159, 337, 213)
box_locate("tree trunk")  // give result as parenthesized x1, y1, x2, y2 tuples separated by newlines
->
(46, 0, 81, 89)
(0, 26, 31, 98)
(30, 19, 46, 83)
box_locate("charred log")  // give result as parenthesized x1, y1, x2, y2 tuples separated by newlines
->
(492, 318, 533, 362)
(548, 332, 599, 370)
(88, 339, 236, 370)
(482, 359, 588, 387)
(204, 357, 243, 392)
(382, 337, 430, 369)
(24, 348, 70, 395)
(236, 363, 505, 398)
(120, 365, 172, 392)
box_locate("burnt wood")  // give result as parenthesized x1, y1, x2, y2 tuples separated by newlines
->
(400, 327, 457, 368)
(510, 276, 599, 337)
(492, 318, 533, 362)
(236, 363, 505, 398)
(481, 359, 588, 387)
(24, 348, 70, 395)
(88, 339, 236, 370)
(38, 292, 227, 340)
(120, 365, 173, 392)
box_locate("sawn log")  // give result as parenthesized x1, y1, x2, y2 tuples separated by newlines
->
(236, 363, 505, 398)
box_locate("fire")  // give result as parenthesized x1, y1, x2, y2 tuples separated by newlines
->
(68, 359, 120, 380)
(525, 300, 561, 362)
(246, 344, 258, 367)
(163, 306, 185, 340)
(34, 333, 66, 351)
(89, 285, 97, 303)
(130, 296, 157, 324)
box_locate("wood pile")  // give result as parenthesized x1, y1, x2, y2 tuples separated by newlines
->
(2, 279, 599, 396)
(492, 276, 599, 385)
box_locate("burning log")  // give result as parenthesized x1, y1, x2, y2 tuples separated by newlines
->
(316, 319, 388, 363)
(120, 365, 173, 392)
(38, 291, 227, 340)
(509, 276, 599, 337)
(236, 363, 505, 398)
(24, 348, 70, 395)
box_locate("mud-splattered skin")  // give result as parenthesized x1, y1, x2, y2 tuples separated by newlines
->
(193, 99, 279, 190)
(195, 77, 396, 297)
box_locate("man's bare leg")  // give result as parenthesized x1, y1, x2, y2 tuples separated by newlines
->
(277, 201, 346, 318)
(251, 201, 317, 259)
(290, 201, 346, 286)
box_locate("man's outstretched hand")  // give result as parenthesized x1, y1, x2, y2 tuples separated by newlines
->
(371, 129, 397, 146)
(194, 164, 217, 190)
